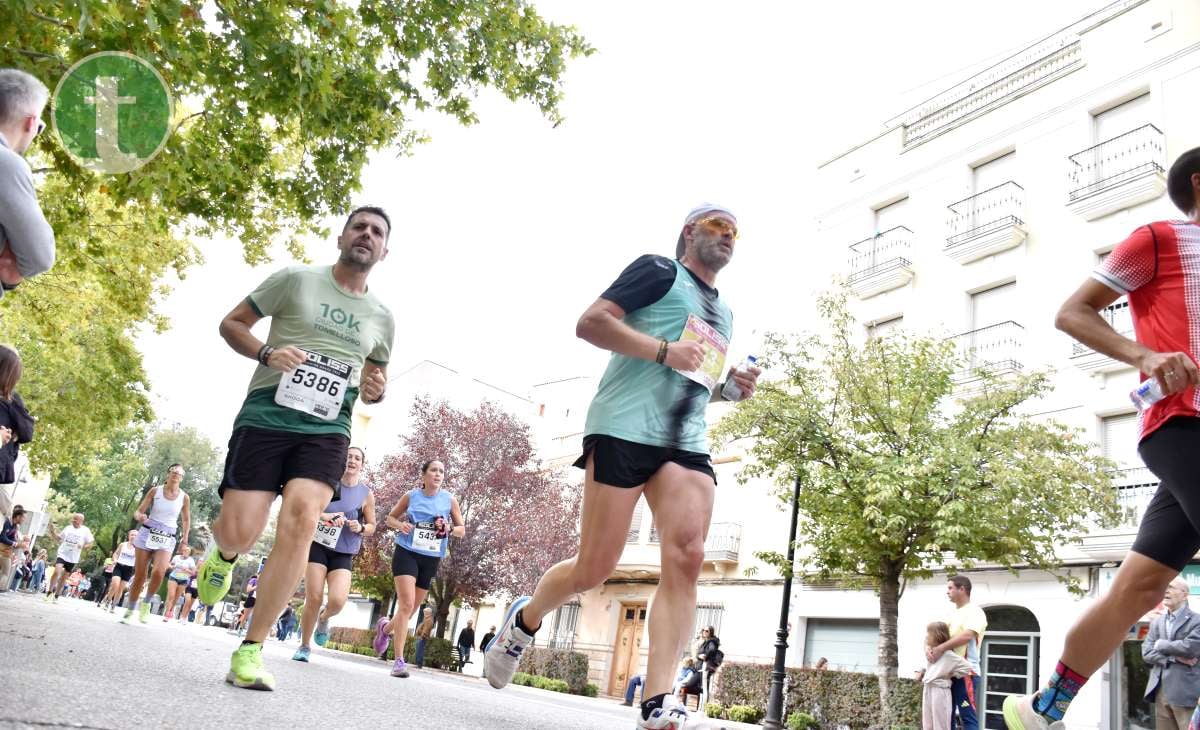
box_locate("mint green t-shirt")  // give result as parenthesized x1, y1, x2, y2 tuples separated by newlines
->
(232, 265, 394, 437)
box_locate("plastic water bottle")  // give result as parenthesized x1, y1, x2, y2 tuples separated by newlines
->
(1130, 379, 1165, 411)
(721, 355, 757, 402)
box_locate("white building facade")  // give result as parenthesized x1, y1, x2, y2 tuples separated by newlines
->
(813, 1, 1200, 728)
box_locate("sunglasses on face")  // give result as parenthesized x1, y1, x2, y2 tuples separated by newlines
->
(694, 216, 739, 240)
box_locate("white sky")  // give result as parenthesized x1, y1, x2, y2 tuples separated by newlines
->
(137, 0, 1102, 446)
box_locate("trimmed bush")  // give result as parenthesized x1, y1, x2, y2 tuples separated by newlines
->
(512, 672, 533, 686)
(787, 711, 819, 730)
(705, 703, 726, 720)
(727, 705, 764, 724)
(712, 662, 920, 729)
(583, 683, 599, 698)
(521, 646, 591, 695)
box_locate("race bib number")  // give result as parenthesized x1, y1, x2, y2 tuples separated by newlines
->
(274, 349, 352, 421)
(145, 527, 173, 552)
(412, 521, 441, 553)
(314, 520, 343, 549)
(673, 314, 729, 392)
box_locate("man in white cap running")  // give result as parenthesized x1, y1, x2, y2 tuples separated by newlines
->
(483, 204, 760, 729)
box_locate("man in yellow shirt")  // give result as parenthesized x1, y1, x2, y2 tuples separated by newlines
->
(927, 575, 987, 730)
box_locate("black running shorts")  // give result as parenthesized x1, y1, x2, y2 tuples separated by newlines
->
(573, 434, 716, 488)
(308, 542, 354, 573)
(1133, 417, 1200, 570)
(391, 544, 440, 590)
(219, 426, 349, 498)
(54, 558, 76, 571)
(113, 563, 134, 581)
(244, 595, 257, 609)
(186, 585, 198, 598)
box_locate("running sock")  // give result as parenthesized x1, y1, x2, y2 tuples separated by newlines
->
(1032, 661, 1088, 720)
(515, 609, 539, 636)
(219, 551, 238, 563)
(241, 640, 260, 647)
(641, 693, 668, 721)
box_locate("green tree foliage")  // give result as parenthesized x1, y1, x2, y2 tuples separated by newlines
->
(47, 423, 223, 557)
(712, 292, 1119, 713)
(0, 0, 591, 474)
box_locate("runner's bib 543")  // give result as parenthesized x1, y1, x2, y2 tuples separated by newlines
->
(412, 521, 441, 553)
(313, 520, 343, 549)
(275, 349, 352, 421)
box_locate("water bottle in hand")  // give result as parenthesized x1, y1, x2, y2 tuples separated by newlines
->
(721, 356, 758, 402)
(1130, 379, 1165, 411)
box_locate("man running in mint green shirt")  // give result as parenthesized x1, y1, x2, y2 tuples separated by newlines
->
(199, 206, 395, 691)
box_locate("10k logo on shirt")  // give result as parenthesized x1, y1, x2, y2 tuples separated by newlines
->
(52, 52, 172, 174)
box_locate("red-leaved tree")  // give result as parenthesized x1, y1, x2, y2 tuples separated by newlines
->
(355, 397, 582, 637)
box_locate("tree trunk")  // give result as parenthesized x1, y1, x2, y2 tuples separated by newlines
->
(877, 560, 902, 725)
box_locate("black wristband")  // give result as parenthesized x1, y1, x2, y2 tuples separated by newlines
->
(257, 345, 274, 366)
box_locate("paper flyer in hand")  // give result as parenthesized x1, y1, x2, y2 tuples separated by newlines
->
(673, 313, 728, 391)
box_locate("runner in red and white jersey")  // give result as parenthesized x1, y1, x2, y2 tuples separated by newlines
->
(1004, 148, 1200, 730)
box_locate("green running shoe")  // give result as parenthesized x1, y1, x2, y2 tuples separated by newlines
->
(138, 602, 151, 624)
(120, 608, 134, 624)
(198, 550, 235, 606)
(226, 642, 276, 691)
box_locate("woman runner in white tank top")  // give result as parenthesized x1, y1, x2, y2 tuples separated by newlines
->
(120, 464, 191, 625)
(102, 529, 138, 613)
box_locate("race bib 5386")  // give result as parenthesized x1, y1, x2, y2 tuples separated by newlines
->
(274, 349, 353, 421)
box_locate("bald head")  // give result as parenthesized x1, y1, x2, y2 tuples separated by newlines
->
(1165, 576, 1191, 611)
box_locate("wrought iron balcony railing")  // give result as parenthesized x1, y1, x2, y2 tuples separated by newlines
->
(1068, 124, 1165, 203)
(1072, 300, 1133, 356)
(946, 182, 1025, 250)
(1112, 466, 1159, 528)
(947, 321, 1025, 381)
(848, 226, 913, 283)
(704, 522, 741, 563)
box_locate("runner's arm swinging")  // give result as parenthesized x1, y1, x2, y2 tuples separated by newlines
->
(385, 493, 412, 533)
(449, 496, 465, 539)
(218, 300, 306, 372)
(576, 298, 705, 372)
(178, 493, 190, 550)
(360, 361, 387, 404)
(132, 489, 155, 524)
(358, 491, 377, 537)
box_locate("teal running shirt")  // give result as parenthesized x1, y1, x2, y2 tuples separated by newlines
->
(583, 255, 733, 453)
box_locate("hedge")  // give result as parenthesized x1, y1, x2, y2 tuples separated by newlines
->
(520, 646, 591, 695)
(512, 672, 570, 693)
(326, 626, 455, 670)
(712, 662, 920, 729)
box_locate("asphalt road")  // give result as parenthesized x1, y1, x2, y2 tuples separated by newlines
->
(0, 591, 754, 730)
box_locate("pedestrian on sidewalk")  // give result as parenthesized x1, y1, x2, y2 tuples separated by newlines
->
(926, 576, 986, 730)
(1142, 577, 1200, 729)
(414, 611, 434, 668)
(0, 505, 24, 591)
(456, 620, 475, 671)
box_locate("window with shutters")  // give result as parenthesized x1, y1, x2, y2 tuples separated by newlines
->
(693, 604, 725, 640)
(802, 618, 879, 673)
(867, 316, 903, 340)
(548, 602, 580, 649)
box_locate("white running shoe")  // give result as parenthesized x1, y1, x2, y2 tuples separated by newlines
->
(636, 695, 689, 729)
(483, 596, 533, 689)
(1002, 694, 1065, 730)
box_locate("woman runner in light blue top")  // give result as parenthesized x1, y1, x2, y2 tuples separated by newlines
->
(372, 459, 464, 678)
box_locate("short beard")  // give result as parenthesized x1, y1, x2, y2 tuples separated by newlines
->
(338, 248, 375, 272)
(691, 232, 732, 271)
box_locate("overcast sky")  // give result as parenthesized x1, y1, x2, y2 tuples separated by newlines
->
(137, 0, 1102, 446)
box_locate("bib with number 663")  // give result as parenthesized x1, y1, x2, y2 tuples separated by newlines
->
(313, 520, 343, 549)
(275, 348, 353, 421)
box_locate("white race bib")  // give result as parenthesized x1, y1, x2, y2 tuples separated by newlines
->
(313, 521, 343, 549)
(274, 349, 353, 421)
(412, 520, 442, 553)
(145, 527, 173, 552)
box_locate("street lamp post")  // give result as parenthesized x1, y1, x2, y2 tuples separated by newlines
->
(763, 472, 802, 730)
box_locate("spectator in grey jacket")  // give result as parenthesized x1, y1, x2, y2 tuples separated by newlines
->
(1142, 576, 1200, 730)
(0, 68, 55, 292)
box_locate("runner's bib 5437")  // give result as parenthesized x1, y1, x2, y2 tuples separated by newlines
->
(274, 349, 353, 421)
(313, 520, 343, 549)
(144, 526, 173, 551)
(412, 521, 440, 553)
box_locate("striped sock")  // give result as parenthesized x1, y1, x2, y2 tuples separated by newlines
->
(1033, 661, 1088, 720)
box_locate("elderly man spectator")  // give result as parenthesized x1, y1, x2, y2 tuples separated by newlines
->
(1143, 576, 1200, 729)
(0, 68, 55, 292)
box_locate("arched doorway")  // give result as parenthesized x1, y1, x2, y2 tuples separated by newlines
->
(981, 605, 1040, 730)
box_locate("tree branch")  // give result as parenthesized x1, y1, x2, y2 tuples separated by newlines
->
(30, 11, 72, 29)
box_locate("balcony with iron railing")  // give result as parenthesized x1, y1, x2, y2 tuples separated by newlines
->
(947, 321, 1025, 385)
(1067, 124, 1166, 220)
(945, 182, 1027, 264)
(704, 522, 741, 565)
(1070, 300, 1135, 373)
(846, 226, 915, 298)
(1079, 465, 1159, 559)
